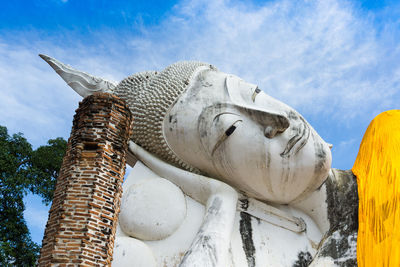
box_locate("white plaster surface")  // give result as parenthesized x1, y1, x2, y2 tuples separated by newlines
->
(112, 237, 157, 267)
(309, 257, 337, 267)
(292, 182, 330, 234)
(116, 162, 205, 267)
(114, 160, 324, 267)
(119, 178, 187, 241)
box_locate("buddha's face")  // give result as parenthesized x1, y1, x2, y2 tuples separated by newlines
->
(164, 68, 331, 204)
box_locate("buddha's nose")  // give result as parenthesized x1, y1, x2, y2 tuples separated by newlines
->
(263, 114, 289, 138)
(235, 103, 290, 138)
(264, 126, 285, 138)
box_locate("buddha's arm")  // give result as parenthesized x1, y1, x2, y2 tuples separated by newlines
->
(129, 141, 238, 267)
(128, 141, 237, 204)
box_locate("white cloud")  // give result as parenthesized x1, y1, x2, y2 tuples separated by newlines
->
(2, 0, 399, 136)
(125, 0, 399, 122)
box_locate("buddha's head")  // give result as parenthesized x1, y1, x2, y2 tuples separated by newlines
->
(41, 56, 332, 204)
(113, 62, 331, 204)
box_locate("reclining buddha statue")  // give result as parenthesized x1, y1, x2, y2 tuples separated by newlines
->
(41, 55, 364, 266)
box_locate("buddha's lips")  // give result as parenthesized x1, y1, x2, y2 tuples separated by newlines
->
(280, 119, 310, 158)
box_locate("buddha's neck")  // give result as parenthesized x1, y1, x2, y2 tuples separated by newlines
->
(290, 170, 332, 234)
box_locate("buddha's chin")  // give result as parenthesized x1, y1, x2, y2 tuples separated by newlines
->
(316, 141, 333, 176)
(274, 144, 332, 203)
(303, 142, 332, 196)
(300, 133, 332, 180)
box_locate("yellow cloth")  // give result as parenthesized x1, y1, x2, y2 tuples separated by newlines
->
(353, 110, 400, 267)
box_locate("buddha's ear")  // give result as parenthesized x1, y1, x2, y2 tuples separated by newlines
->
(39, 54, 117, 97)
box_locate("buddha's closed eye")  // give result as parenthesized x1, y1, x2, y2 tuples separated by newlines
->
(225, 125, 237, 136)
(211, 113, 242, 156)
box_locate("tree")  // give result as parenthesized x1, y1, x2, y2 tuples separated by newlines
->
(28, 137, 67, 204)
(0, 126, 67, 266)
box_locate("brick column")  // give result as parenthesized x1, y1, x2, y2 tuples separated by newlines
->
(38, 93, 133, 266)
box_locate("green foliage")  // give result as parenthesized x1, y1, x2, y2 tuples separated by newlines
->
(0, 126, 67, 266)
(28, 137, 67, 204)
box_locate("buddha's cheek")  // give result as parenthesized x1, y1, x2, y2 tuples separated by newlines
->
(209, 132, 284, 202)
(210, 130, 331, 204)
(282, 136, 332, 203)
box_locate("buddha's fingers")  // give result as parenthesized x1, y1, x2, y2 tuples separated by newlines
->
(179, 191, 238, 267)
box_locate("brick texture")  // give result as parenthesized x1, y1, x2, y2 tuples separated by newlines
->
(38, 93, 133, 266)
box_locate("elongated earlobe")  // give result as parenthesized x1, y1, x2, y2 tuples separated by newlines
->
(39, 54, 116, 97)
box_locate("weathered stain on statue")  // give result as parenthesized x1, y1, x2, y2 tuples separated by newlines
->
(239, 212, 256, 267)
(180, 197, 223, 266)
(315, 169, 358, 266)
(292, 251, 312, 267)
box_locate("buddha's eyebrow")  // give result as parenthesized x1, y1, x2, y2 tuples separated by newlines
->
(213, 112, 240, 122)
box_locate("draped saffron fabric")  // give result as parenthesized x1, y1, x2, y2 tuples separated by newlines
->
(352, 110, 400, 267)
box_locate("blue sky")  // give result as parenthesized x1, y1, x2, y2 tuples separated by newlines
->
(1, 0, 399, 245)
